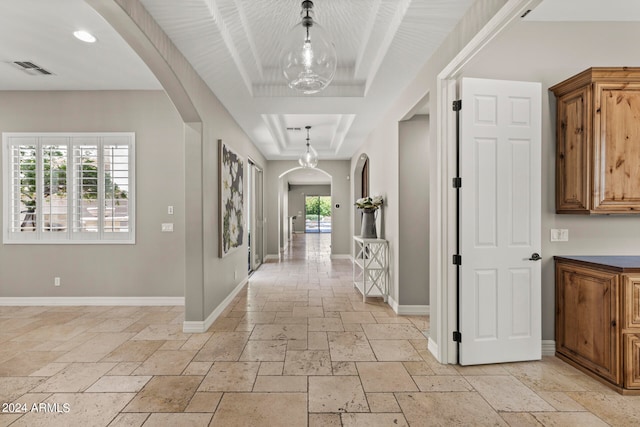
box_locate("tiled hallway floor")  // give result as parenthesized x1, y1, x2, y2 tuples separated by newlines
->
(2, 234, 640, 426)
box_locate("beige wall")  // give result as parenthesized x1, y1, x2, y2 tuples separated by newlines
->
(399, 115, 430, 306)
(356, 5, 640, 344)
(350, 125, 400, 299)
(350, 0, 507, 315)
(0, 90, 185, 297)
(86, 0, 268, 324)
(462, 21, 640, 340)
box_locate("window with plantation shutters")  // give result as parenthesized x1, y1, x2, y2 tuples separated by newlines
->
(3, 133, 135, 244)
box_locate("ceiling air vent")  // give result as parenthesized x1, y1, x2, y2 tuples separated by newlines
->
(12, 61, 54, 76)
(286, 127, 302, 131)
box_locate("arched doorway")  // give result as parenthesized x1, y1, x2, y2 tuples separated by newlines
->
(352, 154, 369, 235)
(278, 167, 332, 259)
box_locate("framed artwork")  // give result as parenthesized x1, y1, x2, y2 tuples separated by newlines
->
(218, 139, 244, 257)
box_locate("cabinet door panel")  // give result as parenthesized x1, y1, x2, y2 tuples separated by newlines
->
(593, 84, 640, 212)
(556, 263, 620, 384)
(625, 275, 640, 329)
(624, 334, 640, 389)
(556, 87, 590, 213)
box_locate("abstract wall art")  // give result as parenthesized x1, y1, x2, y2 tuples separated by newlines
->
(218, 139, 244, 257)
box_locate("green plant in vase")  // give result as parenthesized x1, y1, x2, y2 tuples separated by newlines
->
(355, 196, 383, 238)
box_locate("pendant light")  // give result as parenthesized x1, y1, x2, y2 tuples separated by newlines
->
(280, 0, 337, 94)
(299, 126, 319, 168)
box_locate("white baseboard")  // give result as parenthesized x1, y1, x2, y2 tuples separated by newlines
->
(541, 340, 556, 356)
(330, 254, 353, 260)
(387, 296, 429, 316)
(264, 254, 279, 260)
(387, 295, 399, 312)
(397, 305, 429, 315)
(183, 277, 248, 333)
(0, 296, 184, 306)
(428, 337, 439, 359)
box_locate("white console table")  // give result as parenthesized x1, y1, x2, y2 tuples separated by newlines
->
(352, 236, 389, 302)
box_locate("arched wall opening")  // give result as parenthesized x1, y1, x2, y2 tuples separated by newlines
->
(352, 154, 369, 236)
(278, 167, 333, 256)
(88, 0, 268, 334)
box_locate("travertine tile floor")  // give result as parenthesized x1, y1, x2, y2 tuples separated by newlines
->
(1, 234, 640, 426)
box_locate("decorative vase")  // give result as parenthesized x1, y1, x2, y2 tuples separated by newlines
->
(360, 209, 377, 238)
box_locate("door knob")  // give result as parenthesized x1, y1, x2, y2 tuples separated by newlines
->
(528, 253, 542, 261)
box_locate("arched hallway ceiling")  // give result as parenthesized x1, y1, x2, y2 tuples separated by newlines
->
(285, 168, 331, 186)
(2, 0, 636, 160)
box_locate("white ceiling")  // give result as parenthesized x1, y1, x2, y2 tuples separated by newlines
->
(524, 0, 640, 21)
(1, 0, 637, 161)
(136, 0, 476, 160)
(0, 0, 161, 90)
(0, 0, 474, 161)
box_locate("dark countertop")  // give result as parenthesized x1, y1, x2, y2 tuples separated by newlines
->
(554, 255, 640, 272)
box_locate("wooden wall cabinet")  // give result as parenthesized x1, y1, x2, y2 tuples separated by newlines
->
(555, 256, 640, 394)
(550, 67, 640, 214)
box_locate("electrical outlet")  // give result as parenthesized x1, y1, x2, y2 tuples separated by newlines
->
(550, 229, 569, 242)
(234, 270, 238, 280)
(54, 277, 60, 287)
(161, 223, 174, 232)
(168, 206, 174, 215)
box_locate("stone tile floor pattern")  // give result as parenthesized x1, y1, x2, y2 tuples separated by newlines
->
(1, 234, 640, 426)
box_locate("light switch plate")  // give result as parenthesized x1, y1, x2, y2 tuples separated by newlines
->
(161, 223, 174, 232)
(168, 206, 174, 215)
(550, 229, 568, 242)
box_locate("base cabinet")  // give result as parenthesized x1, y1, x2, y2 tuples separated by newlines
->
(624, 334, 640, 389)
(555, 262, 619, 384)
(555, 256, 640, 394)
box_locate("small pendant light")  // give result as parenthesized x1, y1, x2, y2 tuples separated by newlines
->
(299, 126, 319, 168)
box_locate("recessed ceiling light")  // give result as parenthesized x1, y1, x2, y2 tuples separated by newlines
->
(73, 30, 97, 43)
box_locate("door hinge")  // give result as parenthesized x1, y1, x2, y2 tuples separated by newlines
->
(452, 177, 462, 188)
(452, 254, 462, 265)
(452, 100, 462, 111)
(453, 331, 462, 342)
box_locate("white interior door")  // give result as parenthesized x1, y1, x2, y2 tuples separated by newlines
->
(459, 77, 541, 365)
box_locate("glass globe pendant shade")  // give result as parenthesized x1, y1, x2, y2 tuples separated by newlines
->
(281, 18, 337, 94)
(299, 144, 318, 168)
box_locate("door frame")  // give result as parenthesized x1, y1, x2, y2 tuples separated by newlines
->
(304, 195, 332, 234)
(277, 167, 333, 257)
(433, 0, 542, 364)
(247, 158, 264, 272)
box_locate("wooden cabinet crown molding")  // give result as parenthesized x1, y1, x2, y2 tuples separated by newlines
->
(551, 67, 640, 214)
(550, 67, 640, 96)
